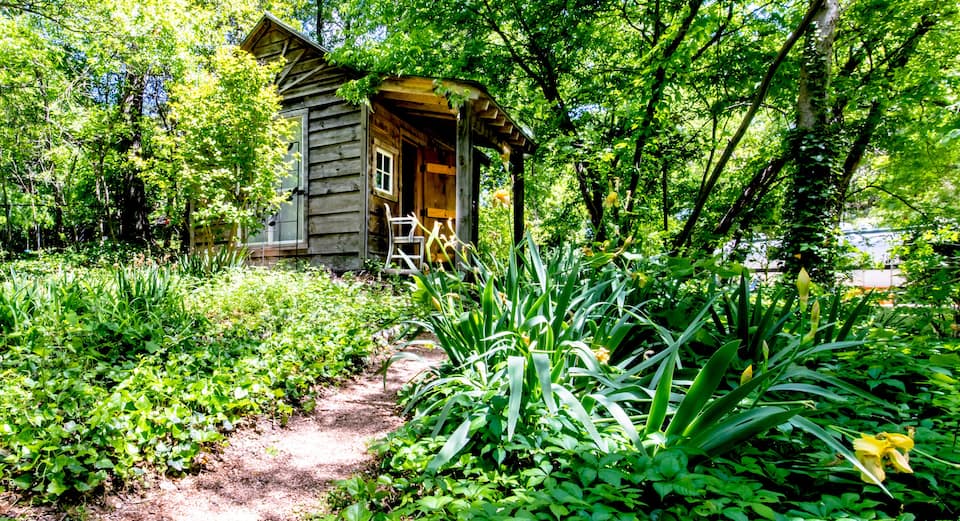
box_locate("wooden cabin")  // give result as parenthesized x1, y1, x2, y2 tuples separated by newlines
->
(237, 14, 535, 271)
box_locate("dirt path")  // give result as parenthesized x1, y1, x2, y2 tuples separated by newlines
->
(80, 347, 444, 521)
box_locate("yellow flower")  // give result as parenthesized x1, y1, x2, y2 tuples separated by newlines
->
(740, 364, 753, 385)
(853, 431, 914, 483)
(493, 188, 510, 206)
(593, 347, 611, 364)
(631, 271, 649, 288)
(604, 191, 619, 209)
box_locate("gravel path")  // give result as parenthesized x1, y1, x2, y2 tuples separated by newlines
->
(0, 347, 443, 521)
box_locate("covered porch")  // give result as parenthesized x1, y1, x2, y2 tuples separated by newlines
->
(365, 77, 535, 268)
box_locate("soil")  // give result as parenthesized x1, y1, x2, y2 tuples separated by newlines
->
(0, 345, 444, 521)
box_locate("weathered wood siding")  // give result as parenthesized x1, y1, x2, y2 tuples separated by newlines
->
(244, 21, 365, 271)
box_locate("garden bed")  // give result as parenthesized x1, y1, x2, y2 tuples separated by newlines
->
(0, 252, 409, 507)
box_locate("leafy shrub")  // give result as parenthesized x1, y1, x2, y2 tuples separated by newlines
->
(894, 224, 960, 337)
(320, 238, 957, 520)
(0, 258, 407, 501)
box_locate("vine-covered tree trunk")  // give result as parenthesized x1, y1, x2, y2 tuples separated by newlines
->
(780, 0, 840, 285)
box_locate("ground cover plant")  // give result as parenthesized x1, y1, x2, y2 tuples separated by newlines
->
(0, 247, 408, 503)
(321, 239, 960, 521)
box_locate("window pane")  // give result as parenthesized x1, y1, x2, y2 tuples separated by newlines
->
(280, 140, 301, 191)
(275, 195, 302, 241)
(247, 114, 304, 245)
(375, 148, 394, 193)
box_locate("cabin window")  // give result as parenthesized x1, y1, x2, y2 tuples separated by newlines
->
(247, 112, 307, 246)
(374, 148, 395, 196)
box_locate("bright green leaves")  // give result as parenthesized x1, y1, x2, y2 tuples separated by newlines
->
(163, 46, 293, 245)
(0, 256, 406, 501)
(426, 417, 474, 473)
(666, 340, 741, 438)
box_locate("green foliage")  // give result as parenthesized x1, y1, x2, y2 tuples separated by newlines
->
(318, 240, 960, 520)
(0, 0, 306, 250)
(893, 223, 960, 337)
(161, 46, 294, 245)
(175, 246, 249, 278)
(328, 0, 959, 258)
(0, 254, 407, 501)
(477, 187, 514, 264)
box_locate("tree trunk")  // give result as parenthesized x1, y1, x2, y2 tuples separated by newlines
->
(116, 71, 152, 245)
(315, 0, 326, 46)
(835, 15, 936, 209)
(780, 0, 840, 285)
(711, 153, 789, 244)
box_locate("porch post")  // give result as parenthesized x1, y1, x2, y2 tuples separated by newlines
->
(510, 148, 525, 245)
(455, 101, 476, 248)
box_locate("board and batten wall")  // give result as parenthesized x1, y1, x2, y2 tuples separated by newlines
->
(244, 21, 366, 270)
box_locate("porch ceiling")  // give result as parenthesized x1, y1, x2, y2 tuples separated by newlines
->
(376, 77, 535, 154)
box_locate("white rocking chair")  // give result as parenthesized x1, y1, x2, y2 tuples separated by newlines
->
(384, 204, 424, 273)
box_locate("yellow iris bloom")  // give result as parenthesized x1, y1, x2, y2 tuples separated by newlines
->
(593, 347, 611, 364)
(493, 188, 510, 206)
(853, 431, 914, 483)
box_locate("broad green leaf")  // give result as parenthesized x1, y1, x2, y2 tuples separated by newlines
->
(644, 347, 676, 436)
(532, 352, 556, 413)
(427, 417, 474, 473)
(554, 385, 607, 452)
(506, 355, 524, 440)
(666, 340, 741, 438)
(687, 406, 798, 456)
(590, 392, 641, 447)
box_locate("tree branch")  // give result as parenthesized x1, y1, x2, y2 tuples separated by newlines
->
(672, 0, 823, 252)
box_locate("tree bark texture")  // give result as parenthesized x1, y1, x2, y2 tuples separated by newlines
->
(780, 0, 840, 284)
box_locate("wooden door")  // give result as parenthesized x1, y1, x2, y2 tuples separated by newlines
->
(420, 148, 457, 261)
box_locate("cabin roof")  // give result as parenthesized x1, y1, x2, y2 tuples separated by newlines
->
(241, 14, 535, 153)
(240, 12, 333, 60)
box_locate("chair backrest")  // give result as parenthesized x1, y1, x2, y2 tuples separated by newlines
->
(385, 204, 418, 241)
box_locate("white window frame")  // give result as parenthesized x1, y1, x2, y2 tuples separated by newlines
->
(247, 110, 308, 247)
(374, 147, 396, 198)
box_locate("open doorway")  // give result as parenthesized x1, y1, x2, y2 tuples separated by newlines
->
(401, 141, 418, 218)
